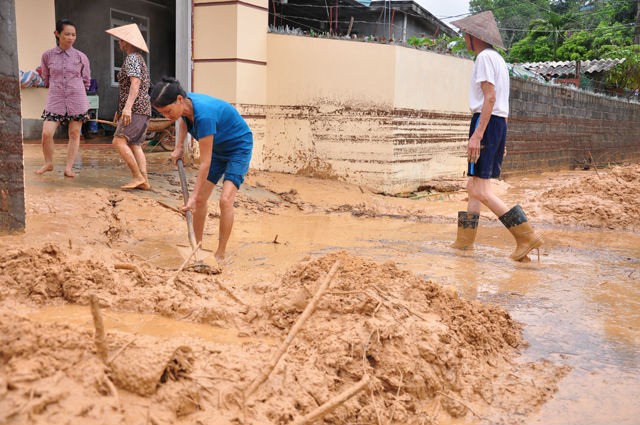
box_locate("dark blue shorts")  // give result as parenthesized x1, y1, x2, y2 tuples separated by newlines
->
(468, 113, 507, 179)
(207, 138, 253, 189)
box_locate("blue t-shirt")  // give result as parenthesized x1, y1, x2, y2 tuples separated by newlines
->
(183, 92, 252, 154)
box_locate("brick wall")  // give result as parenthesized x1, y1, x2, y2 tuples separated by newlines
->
(0, 0, 26, 232)
(505, 77, 640, 175)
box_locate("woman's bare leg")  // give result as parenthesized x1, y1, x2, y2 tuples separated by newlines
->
(36, 121, 59, 174)
(64, 121, 82, 177)
(130, 144, 150, 189)
(112, 136, 146, 189)
(215, 180, 238, 260)
(192, 180, 216, 243)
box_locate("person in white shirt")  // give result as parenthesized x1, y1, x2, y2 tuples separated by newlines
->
(450, 11, 543, 261)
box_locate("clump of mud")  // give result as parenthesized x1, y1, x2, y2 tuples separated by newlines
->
(0, 243, 114, 305)
(253, 251, 568, 424)
(0, 243, 247, 328)
(540, 164, 640, 230)
(0, 248, 569, 425)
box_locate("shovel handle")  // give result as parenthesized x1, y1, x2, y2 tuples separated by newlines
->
(177, 159, 198, 252)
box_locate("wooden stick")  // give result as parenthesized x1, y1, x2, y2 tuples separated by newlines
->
(156, 200, 183, 214)
(290, 374, 371, 425)
(89, 294, 108, 364)
(170, 241, 202, 284)
(244, 261, 340, 398)
(436, 391, 484, 420)
(93, 119, 117, 127)
(588, 151, 601, 178)
(372, 285, 425, 321)
(107, 336, 137, 365)
(114, 262, 146, 281)
(216, 280, 248, 307)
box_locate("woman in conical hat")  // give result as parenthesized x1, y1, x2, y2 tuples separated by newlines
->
(449, 11, 543, 261)
(105, 23, 152, 190)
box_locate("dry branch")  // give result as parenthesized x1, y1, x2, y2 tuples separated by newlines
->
(244, 261, 341, 399)
(114, 262, 146, 281)
(169, 241, 202, 284)
(588, 151, 601, 178)
(108, 336, 137, 364)
(216, 279, 248, 307)
(437, 391, 485, 420)
(156, 200, 183, 214)
(290, 374, 371, 425)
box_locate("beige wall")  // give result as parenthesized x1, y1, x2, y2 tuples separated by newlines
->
(263, 33, 472, 192)
(192, 0, 267, 105)
(15, 0, 55, 119)
(267, 35, 396, 107)
(394, 48, 472, 111)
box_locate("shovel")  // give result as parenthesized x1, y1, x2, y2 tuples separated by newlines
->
(176, 159, 211, 262)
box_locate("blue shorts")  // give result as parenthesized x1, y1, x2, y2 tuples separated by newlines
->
(207, 138, 253, 189)
(468, 113, 507, 179)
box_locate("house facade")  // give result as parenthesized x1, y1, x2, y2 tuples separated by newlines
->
(16, 0, 472, 193)
(14, 1, 640, 194)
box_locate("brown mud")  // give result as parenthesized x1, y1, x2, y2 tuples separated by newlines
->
(0, 145, 638, 425)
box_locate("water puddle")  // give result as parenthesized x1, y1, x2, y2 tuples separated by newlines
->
(28, 304, 268, 346)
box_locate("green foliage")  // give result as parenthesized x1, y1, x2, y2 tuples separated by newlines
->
(509, 33, 555, 62)
(590, 21, 633, 56)
(603, 45, 640, 91)
(407, 34, 471, 56)
(555, 30, 592, 60)
(407, 36, 435, 48)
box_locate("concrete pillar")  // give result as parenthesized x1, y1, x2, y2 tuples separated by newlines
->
(192, 0, 268, 105)
(0, 0, 26, 232)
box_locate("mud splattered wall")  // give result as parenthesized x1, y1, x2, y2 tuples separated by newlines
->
(506, 78, 640, 175)
(0, 0, 26, 231)
(264, 34, 472, 193)
(260, 34, 640, 192)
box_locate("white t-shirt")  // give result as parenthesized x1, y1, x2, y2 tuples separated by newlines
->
(469, 48, 510, 117)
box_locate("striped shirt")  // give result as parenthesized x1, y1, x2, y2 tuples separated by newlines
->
(41, 46, 91, 116)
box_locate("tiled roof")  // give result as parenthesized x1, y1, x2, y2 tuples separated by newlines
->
(519, 58, 625, 77)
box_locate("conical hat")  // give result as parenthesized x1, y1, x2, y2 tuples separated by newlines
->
(106, 24, 149, 53)
(451, 11, 505, 50)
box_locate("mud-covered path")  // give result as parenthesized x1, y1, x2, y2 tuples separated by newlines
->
(1, 144, 638, 424)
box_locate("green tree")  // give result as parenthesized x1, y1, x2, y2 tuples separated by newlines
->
(507, 12, 575, 61)
(555, 30, 593, 60)
(590, 21, 634, 56)
(602, 45, 640, 93)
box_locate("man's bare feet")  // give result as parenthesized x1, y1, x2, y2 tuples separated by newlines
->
(35, 164, 53, 175)
(121, 177, 147, 190)
(64, 170, 76, 178)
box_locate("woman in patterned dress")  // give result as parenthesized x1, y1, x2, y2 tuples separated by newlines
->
(105, 24, 152, 190)
(36, 19, 91, 178)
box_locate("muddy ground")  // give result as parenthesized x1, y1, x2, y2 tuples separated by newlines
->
(1, 145, 638, 425)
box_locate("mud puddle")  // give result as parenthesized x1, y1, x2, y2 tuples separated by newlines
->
(234, 213, 640, 425)
(28, 304, 269, 346)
